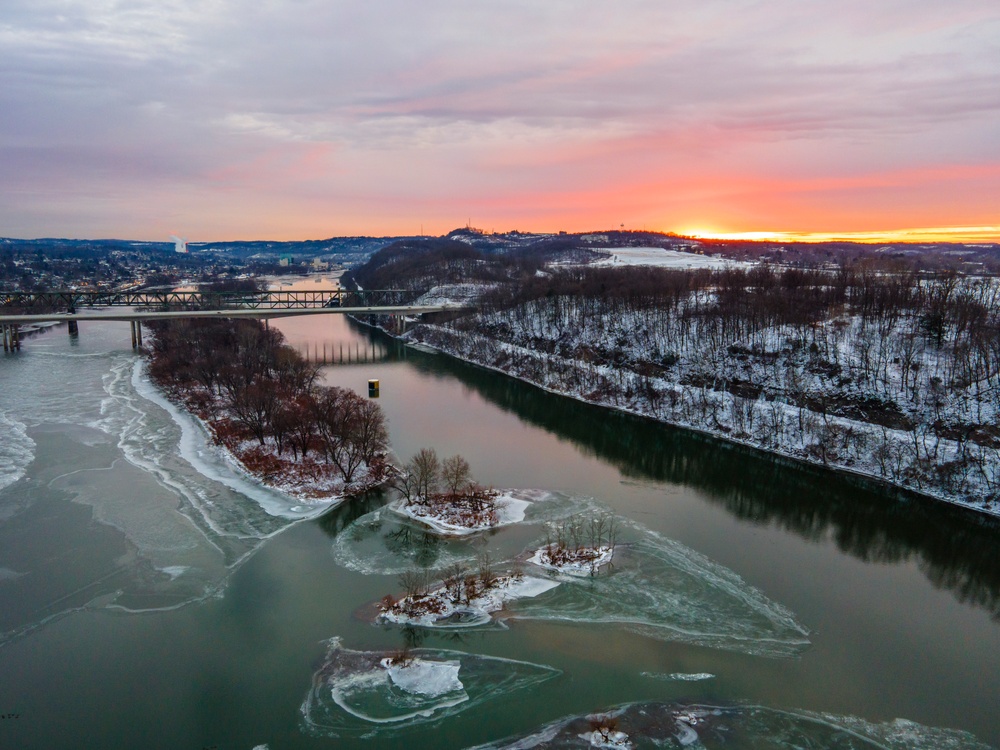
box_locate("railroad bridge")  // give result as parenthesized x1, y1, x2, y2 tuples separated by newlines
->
(0, 288, 461, 351)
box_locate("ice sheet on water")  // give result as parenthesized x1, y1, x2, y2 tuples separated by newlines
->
(331, 507, 483, 575)
(300, 638, 560, 737)
(128, 360, 338, 522)
(331, 490, 587, 576)
(0, 410, 35, 494)
(469, 701, 994, 749)
(515, 520, 810, 658)
(339, 490, 806, 656)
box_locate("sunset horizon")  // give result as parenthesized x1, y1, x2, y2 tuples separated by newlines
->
(2, 1, 997, 245)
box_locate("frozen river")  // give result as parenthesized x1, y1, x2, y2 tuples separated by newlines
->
(0, 304, 998, 749)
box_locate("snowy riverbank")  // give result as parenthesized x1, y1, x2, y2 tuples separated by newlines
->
(387, 321, 1000, 519)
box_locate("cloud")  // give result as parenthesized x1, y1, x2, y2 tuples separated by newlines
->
(1, 0, 998, 238)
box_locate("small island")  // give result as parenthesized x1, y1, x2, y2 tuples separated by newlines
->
(529, 514, 619, 576)
(378, 553, 560, 628)
(391, 448, 529, 534)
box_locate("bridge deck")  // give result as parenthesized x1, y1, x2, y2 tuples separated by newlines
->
(0, 288, 423, 310)
(0, 305, 463, 324)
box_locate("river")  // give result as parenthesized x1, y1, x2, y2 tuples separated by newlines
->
(0, 288, 998, 749)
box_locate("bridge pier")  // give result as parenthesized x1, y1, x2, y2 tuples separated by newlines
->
(130, 320, 144, 349)
(5, 324, 20, 351)
(67, 306, 79, 337)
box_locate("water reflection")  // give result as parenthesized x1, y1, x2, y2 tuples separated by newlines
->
(338, 325, 1000, 620)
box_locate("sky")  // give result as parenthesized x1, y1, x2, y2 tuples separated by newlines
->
(1, 1, 998, 242)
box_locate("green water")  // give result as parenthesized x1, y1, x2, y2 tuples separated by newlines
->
(0, 312, 997, 749)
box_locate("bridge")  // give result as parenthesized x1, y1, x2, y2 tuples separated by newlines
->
(0, 288, 465, 351)
(1, 288, 419, 310)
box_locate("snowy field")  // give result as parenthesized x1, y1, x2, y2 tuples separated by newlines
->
(589, 247, 751, 269)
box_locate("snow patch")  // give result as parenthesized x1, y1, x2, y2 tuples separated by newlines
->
(578, 729, 633, 748)
(588, 247, 748, 269)
(528, 544, 614, 576)
(157, 566, 189, 580)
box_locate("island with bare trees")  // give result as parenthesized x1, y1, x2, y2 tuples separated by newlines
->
(147, 318, 390, 500)
(391, 447, 530, 534)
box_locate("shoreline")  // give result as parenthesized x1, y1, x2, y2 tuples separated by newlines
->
(133, 357, 350, 519)
(359, 316, 1000, 521)
(138, 322, 390, 517)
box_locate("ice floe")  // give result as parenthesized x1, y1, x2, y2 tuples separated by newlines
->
(331, 507, 482, 576)
(300, 639, 560, 737)
(381, 657, 463, 698)
(468, 701, 994, 749)
(0, 410, 34, 494)
(511, 520, 810, 657)
(342, 490, 808, 656)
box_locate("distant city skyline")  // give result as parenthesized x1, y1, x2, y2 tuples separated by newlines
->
(1, 1, 998, 243)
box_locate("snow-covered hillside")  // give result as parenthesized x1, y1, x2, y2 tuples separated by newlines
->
(395, 269, 1000, 517)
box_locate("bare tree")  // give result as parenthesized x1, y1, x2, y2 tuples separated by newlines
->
(408, 448, 441, 501)
(442, 454, 472, 495)
(398, 569, 430, 599)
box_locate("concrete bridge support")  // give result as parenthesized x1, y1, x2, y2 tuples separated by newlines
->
(3, 324, 21, 351)
(130, 320, 143, 349)
(67, 306, 79, 337)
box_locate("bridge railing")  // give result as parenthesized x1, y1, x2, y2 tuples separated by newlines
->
(0, 289, 424, 311)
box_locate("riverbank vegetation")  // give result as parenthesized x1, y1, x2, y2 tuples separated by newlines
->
(148, 318, 389, 498)
(352, 241, 1000, 514)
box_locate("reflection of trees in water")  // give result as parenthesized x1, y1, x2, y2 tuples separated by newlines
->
(399, 625, 469, 652)
(405, 346, 1000, 620)
(384, 526, 445, 569)
(316, 488, 387, 537)
(316, 488, 448, 569)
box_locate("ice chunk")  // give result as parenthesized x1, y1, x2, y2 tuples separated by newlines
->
(381, 657, 463, 698)
(301, 640, 560, 737)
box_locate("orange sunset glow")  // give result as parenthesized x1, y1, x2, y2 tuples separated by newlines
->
(1, 2, 997, 242)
